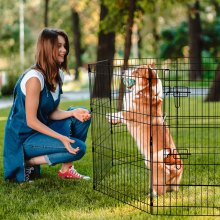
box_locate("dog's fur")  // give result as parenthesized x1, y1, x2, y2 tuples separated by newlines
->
(107, 64, 183, 196)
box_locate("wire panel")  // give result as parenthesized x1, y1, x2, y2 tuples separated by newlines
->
(88, 58, 220, 216)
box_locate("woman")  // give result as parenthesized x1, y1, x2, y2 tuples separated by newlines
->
(3, 28, 91, 182)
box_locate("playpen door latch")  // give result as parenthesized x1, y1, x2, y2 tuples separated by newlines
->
(165, 86, 191, 108)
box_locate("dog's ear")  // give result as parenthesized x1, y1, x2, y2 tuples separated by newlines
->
(148, 63, 158, 78)
(148, 67, 157, 85)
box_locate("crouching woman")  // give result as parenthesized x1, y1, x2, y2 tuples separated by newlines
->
(3, 28, 91, 182)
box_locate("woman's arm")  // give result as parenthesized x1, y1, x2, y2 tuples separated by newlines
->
(49, 107, 91, 122)
(25, 78, 79, 154)
(49, 108, 72, 120)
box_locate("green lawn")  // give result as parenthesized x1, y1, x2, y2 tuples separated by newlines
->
(0, 100, 218, 220)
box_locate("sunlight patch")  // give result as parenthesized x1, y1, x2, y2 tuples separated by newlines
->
(0, 117, 7, 121)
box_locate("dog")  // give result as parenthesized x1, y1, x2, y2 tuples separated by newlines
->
(107, 64, 183, 196)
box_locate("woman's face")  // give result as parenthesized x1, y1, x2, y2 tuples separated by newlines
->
(56, 35, 67, 65)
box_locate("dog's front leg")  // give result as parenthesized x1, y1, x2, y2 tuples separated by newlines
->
(106, 111, 124, 124)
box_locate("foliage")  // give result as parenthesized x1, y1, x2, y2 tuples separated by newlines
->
(1, 73, 18, 96)
(159, 4, 220, 61)
(160, 21, 188, 58)
(0, 0, 100, 70)
(202, 51, 217, 80)
(0, 21, 33, 56)
(202, 16, 220, 58)
(68, 0, 100, 65)
(0, 60, 20, 96)
(100, 0, 129, 34)
(1, 0, 220, 96)
(0, 1, 34, 57)
(0, 0, 215, 66)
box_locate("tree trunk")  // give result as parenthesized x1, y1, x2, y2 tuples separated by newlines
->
(92, 2, 115, 98)
(213, 0, 220, 17)
(137, 27, 142, 58)
(118, 0, 136, 110)
(188, 0, 202, 81)
(44, 0, 49, 27)
(205, 64, 220, 101)
(97, 3, 115, 62)
(123, 0, 136, 69)
(71, 8, 82, 81)
(151, 2, 160, 57)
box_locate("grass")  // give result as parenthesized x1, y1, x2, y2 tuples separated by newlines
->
(0, 100, 219, 220)
(91, 96, 220, 218)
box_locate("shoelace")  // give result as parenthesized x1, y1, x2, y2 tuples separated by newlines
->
(25, 167, 34, 181)
(69, 167, 83, 178)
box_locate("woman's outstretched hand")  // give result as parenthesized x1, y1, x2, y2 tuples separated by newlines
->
(71, 108, 91, 122)
(59, 135, 79, 154)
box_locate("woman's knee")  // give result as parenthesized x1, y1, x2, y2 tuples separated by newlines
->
(71, 140, 86, 159)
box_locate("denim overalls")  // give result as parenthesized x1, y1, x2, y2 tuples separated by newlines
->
(3, 67, 91, 182)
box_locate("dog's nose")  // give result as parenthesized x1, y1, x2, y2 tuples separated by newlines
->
(121, 70, 126, 75)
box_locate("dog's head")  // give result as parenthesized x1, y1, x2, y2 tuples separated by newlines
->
(123, 64, 162, 97)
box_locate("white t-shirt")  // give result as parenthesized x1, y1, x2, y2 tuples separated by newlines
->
(20, 69, 64, 101)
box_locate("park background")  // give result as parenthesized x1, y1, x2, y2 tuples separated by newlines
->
(1, 0, 220, 219)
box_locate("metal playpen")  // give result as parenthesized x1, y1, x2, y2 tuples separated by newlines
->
(88, 58, 220, 216)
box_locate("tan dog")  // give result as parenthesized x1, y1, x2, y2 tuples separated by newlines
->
(107, 64, 183, 196)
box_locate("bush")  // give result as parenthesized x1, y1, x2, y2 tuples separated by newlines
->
(1, 72, 19, 96)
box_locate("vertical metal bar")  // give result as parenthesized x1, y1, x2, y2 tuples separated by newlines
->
(172, 59, 179, 214)
(88, 64, 96, 190)
(149, 68, 154, 214)
(108, 60, 114, 167)
(175, 59, 179, 159)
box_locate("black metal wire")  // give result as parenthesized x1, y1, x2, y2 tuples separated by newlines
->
(88, 58, 220, 216)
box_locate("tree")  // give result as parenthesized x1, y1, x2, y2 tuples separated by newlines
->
(92, 1, 116, 98)
(124, 0, 136, 68)
(188, 0, 202, 81)
(118, 0, 136, 110)
(71, 7, 82, 80)
(205, 0, 220, 101)
(44, 0, 49, 27)
(160, 21, 188, 58)
(97, 3, 115, 62)
(205, 64, 220, 101)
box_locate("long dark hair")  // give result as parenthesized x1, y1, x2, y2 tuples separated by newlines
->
(35, 28, 69, 92)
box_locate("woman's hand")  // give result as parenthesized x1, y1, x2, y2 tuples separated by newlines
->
(71, 108, 91, 122)
(59, 135, 79, 154)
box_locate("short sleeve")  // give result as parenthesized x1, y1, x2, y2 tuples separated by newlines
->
(59, 69, 65, 83)
(20, 69, 44, 95)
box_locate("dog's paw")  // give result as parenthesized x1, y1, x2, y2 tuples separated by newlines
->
(106, 112, 122, 124)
